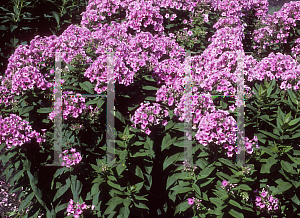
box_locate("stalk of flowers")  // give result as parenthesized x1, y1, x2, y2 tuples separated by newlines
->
(252, 1, 300, 53)
(254, 187, 279, 213)
(220, 180, 238, 195)
(59, 148, 82, 168)
(183, 159, 197, 176)
(66, 199, 95, 218)
(0, 114, 46, 150)
(188, 197, 206, 212)
(130, 101, 169, 135)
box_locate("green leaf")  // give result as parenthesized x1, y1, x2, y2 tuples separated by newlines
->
(163, 153, 180, 170)
(37, 107, 53, 113)
(238, 184, 252, 191)
(288, 117, 300, 126)
(199, 166, 215, 178)
(142, 86, 159, 90)
(273, 181, 293, 195)
(135, 165, 144, 179)
(281, 160, 297, 174)
(116, 164, 126, 175)
(51, 11, 60, 24)
(260, 157, 278, 174)
(27, 171, 49, 212)
(179, 200, 191, 213)
(161, 133, 176, 151)
(229, 199, 243, 209)
(119, 149, 128, 161)
(228, 209, 244, 218)
(144, 96, 156, 101)
(114, 110, 126, 125)
(79, 81, 94, 94)
(55, 202, 68, 213)
(107, 180, 122, 191)
(53, 178, 71, 202)
(210, 197, 223, 207)
(123, 197, 131, 207)
(166, 174, 178, 190)
(19, 106, 34, 116)
(70, 175, 82, 203)
(258, 129, 280, 140)
(18, 192, 34, 212)
(192, 183, 201, 196)
(171, 185, 193, 194)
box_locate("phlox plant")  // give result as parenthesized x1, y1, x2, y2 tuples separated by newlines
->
(0, 0, 300, 218)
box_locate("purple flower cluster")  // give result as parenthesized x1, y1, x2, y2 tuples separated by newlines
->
(49, 91, 97, 121)
(59, 148, 82, 167)
(130, 101, 169, 135)
(187, 197, 202, 210)
(80, 0, 210, 32)
(0, 24, 93, 101)
(0, 114, 46, 149)
(254, 188, 279, 212)
(67, 199, 95, 218)
(291, 38, 300, 60)
(221, 180, 238, 195)
(249, 52, 300, 91)
(253, 1, 300, 51)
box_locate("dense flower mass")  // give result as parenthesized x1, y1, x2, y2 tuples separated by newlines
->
(59, 148, 83, 167)
(254, 188, 279, 212)
(67, 199, 95, 218)
(0, 114, 46, 149)
(253, 1, 300, 52)
(130, 101, 169, 135)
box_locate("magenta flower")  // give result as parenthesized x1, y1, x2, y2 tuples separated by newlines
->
(256, 196, 261, 202)
(261, 191, 267, 198)
(222, 180, 228, 187)
(188, 198, 194, 205)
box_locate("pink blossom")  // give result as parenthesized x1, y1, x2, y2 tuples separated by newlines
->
(188, 198, 194, 205)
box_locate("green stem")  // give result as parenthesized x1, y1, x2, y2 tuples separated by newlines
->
(15, 0, 24, 23)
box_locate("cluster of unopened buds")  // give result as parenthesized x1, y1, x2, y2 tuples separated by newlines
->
(183, 159, 197, 176)
(221, 180, 237, 195)
(59, 148, 82, 167)
(241, 165, 251, 175)
(66, 199, 95, 218)
(240, 191, 250, 202)
(101, 163, 108, 172)
(70, 123, 84, 134)
(188, 197, 203, 210)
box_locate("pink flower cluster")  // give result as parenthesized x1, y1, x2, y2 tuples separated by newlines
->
(221, 180, 238, 195)
(49, 91, 97, 121)
(59, 148, 82, 167)
(253, 1, 300, 51)
(130, 101, 169, 135)
(0, 24, 93, 101)
(248, 52, 300, 92)
(0, 114, 46, 149)
(291, 38, 300, 59)
(80, 0, 211, 32)
(66, 199, 95, 218)
(188, 197, 202, 209)
(254, 188, 279, 212)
